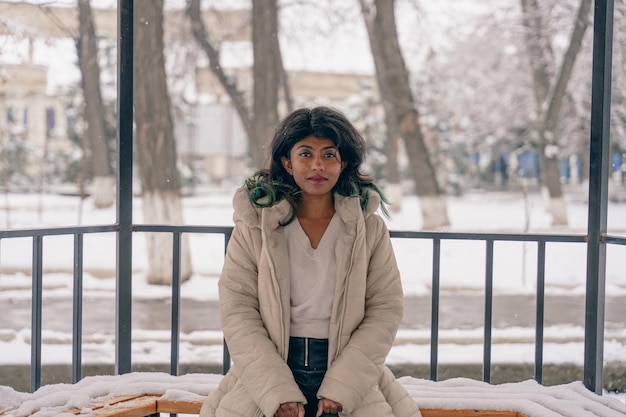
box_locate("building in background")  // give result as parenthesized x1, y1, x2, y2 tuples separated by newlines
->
(0, 1, 376, 192)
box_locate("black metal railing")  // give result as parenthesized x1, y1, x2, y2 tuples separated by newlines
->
(388, 230, 588, 384)
(0, 225, 117, 391)
(131, 224, 233, 377)
(3, 224, 624, 393)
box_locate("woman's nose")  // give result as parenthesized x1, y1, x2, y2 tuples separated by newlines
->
(311, 155, 324, 170)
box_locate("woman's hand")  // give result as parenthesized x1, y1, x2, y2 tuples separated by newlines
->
(316, 398, 343, 416)
(275, 402, 305, 417)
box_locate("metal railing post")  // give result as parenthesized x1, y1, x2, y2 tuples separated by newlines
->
(223, 231, 232, 375)
(116, 0, 134, 375)
(170, 232, 182, 376)
(30, 236, 43, 392)
(534, 241, 546, 384)
(483, 240, 494, 383)
(72, 233, 84, 383)
(429, 238, 441, 381)
(584, 0, 613, 394)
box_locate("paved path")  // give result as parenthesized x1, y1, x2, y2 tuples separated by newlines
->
(1, 294, 625, 334)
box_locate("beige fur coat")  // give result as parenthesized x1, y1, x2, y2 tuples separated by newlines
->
(200, 187, 422, 417)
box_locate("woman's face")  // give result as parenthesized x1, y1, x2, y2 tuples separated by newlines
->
(281, 135, 346, 199)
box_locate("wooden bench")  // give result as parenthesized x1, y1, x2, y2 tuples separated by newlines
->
(66, 394, 527, 417)
(2, 373, 624, 417)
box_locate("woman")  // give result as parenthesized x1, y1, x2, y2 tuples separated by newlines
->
(200, 106, 421, 417)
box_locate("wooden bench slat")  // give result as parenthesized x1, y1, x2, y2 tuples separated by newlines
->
(152, 400, 526, 417)
(421, 409, 525, 417)
(91, 395, 154, 411)
(157, 398, 203, 414)
(74, 395, 158, 417)
(11, 395, 530, 417)
(91, 400, 156, 417)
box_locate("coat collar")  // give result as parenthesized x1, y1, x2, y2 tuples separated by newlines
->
(232, 186, 381, 229)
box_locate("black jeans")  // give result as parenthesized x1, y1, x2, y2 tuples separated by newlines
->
(287, 337, 339, 417)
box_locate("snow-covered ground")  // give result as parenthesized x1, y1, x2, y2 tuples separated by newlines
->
(0, 186, 625, 405)
(2, 184, 625, 295)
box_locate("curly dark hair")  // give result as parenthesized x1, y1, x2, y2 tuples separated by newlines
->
(245, 106, 388, 224)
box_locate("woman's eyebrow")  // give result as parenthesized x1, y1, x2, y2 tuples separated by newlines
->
(294, 144, 337, 151)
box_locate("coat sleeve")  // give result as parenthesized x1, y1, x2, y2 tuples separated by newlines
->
(219, 221, 306, 416)
(317, 216, 404, 413)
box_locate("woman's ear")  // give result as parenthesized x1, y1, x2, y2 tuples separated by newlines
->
(281, 157, 292, 175)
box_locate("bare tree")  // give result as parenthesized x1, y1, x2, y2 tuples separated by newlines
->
(34, 1, 115, 207)
(76, 0, 115, 209)
(359, 0, 449, 229)
(187, 0, 289, 168)
(520, 0, 592, 225)
(252, 0, 280, 166)
(135, 0, 192, 285)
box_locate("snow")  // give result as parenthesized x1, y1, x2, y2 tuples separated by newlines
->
(0, 372, 625, 417)
(403, 378, 626, 416)
(0, 372, 218, 416)
(1, 187, 626, 414)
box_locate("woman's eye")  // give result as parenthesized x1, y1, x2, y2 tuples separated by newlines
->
(325, 152, 337, 159)
(298, 151, 311, 157)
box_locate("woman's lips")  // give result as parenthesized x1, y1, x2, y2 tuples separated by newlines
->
(308, 176, 327, 183)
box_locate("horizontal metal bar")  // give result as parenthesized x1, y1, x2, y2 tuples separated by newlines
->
(0, 224, 117, 239)
(390, 230, 586, 243)
(132, 224, 235, 234)
(602, 234, 626, 245)
(1, 224, 590, 245)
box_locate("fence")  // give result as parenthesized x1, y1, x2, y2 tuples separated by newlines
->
(1, 224, 625, 393)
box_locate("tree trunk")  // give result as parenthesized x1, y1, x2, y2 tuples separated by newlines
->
(187, 0, 255, 155)
(77, 0, 115, 208)
(520, 0, 554, 106)
(135, 0, 192, 285)
(385, 134, 402, 213)
(520, 0, 592, 226)
(277, 39, 294, 114)
(188, 0, 284, 169)
(360, 0, 449, 229)
(540, 144, 568, 225)
(252, 0, 280, 167)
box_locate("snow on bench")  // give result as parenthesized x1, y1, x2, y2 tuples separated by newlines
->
(0, 372, 624, 417)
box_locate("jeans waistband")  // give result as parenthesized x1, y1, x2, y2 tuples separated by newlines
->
(287, 337, 328, 371)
